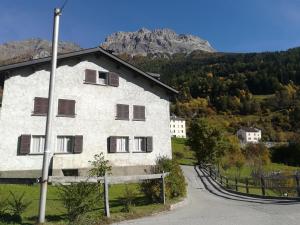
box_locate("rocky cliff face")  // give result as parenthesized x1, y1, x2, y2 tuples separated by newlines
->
(0, 38, 81, 65)
(101, 28, 215, 56)
(0, 28, 215, 65)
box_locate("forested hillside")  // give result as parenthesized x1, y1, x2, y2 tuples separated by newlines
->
(122, 48, 300, 141)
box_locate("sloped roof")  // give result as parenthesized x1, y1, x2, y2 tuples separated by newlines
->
(240, 127, 260, 132)
(0, 47, 178, 94)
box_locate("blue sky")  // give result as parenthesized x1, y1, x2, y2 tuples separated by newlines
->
(0, 0, 300, 53)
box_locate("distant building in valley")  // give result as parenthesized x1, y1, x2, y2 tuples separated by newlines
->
(170, 115, 186, 138)
(237, 127, 262, 143)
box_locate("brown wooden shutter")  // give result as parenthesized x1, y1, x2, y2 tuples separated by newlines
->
(73, 135, 83, 154)
(85, 69, 97, 83)
(108, 72, 119, 87)
(141, 138, 147, 152)
(133, 105, 145, 120)
(116, 104, 129, 120)
(58, 99, 75, 116)
(34, 97, 48, 115)
(123, 105, 129, 120)
(146, 137, 153, 152)
(109, 136, 117, 153)
(20, 135, 31, 155)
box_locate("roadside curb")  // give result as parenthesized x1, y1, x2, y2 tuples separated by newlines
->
(169, 197, 188, 210)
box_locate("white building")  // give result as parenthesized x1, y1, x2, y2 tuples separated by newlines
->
(237, 127, 262, 144)
(170, 115, 186, 138)
(0, 47, 178, 178)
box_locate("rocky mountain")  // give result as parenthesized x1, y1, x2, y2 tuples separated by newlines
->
(0, 38, 81, 66)
(101, 28, 215, 56)
(0, 28, 215, 65)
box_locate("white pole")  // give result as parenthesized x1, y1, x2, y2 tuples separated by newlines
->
(38, 8, 61, 224)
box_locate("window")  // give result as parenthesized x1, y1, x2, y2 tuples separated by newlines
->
(116, 137, 129, 152)
(98, 72, 108, 85)
(58, 99, 75, 117)
(134, 137, 146, 152)
(33, 97, 48, 115)
(133, 105, 145, 121)
(116, 104, 129, 120)
(133, 136, 153, 153)
(108, 136, 129, 153)
(56, 136, 74, 153)
(85, 69, 119, 87)
(31, 136, 45, 154)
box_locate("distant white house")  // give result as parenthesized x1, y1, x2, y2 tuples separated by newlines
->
(170, 115, 186, 138)
(237, 127, 262, 143)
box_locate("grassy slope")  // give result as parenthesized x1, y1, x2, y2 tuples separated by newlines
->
(0, 183, 174, 225)
(172, 138, 197, 165)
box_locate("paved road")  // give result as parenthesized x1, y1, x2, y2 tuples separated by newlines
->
(115, 165, 300, 225)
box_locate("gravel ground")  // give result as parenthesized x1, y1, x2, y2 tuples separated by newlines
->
(114, 165, 300, 225)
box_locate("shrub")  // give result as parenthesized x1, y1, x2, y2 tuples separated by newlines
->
(0, 196, 7, 215)
(165, 161, 187, 199)
(121, 185, 137, 213)
(58, 182, 99, 222)
(6, 191, 31, 223)
(88, 153, 112, 177)
(140, 157, 186, 202)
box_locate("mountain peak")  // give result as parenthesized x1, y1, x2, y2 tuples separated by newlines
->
(101, 28, 215, 56)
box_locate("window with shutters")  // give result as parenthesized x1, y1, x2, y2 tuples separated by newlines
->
(116, 137, 129, 153)
(56, 136, 74, 153)
(133, 105, 145, 121)
(133, 136, 153, 153)
(108, 136, 129, 153)
(134, 137, 146, 152)
(84, 69, 119, 87)
(57, 99, 76, 117)
(32, 97, 48, 116)
(116, 104, 129, 120)
(31, 135, 45, 154)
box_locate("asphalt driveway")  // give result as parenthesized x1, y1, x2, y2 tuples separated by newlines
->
(114, 165, 300, 225)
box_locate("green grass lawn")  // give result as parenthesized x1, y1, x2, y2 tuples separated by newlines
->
(219, 163, 300, 197)
(0, 183, 178, 225)
(172, 138, 197, 166)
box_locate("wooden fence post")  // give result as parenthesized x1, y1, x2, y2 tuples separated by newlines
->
(295, 175, 300, 197)
(104, 172, 110, 217)
(235, 178, 238, 191)
(245, 178, 249, 194)
(220, 176, 223, 185)
(261, 176, 265, 196)
(161, 171, 166, 205)
(209, 167, 212, 177)
(226, 178, 229, 188)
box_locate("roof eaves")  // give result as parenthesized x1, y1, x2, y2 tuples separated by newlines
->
(0, 47, 178, 94)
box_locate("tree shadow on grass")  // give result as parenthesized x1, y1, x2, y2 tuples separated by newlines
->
(109, 196, 155, 209)
(0, 213, 31, 225)
(26, 214, 66, 224)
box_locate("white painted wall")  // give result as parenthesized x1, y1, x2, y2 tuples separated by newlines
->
(170, 119, 186, 138)
(0, 55, 172, 176)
